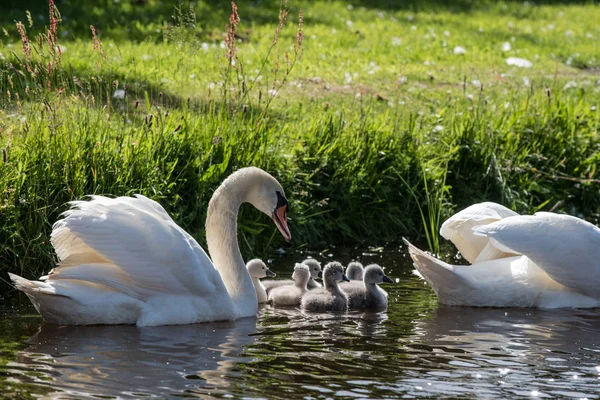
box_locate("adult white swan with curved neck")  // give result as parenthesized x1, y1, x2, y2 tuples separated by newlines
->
(405, 202, 600, 308)
(9, 167, 291, 326)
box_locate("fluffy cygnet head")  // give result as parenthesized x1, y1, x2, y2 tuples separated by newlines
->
(301, 258, 322, 279)
(346, 261, 364, 281)
(323, 261, 350, 284)
(363, 264, 394, 285)
(246, 259, 276, 279)
(292, 263, 311, 288)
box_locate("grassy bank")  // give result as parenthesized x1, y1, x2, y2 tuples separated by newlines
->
(1, 0, 599, 283)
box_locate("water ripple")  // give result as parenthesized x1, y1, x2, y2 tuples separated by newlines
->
(1, 252, 600, 398)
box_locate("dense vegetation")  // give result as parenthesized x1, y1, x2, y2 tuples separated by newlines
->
(1, 0, 599, 284)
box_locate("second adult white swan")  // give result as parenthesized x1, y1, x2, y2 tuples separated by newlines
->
(406, 202, 600, 308)
(9, 167, 291, 326)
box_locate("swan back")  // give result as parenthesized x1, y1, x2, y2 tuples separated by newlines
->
(440, 202, 518, 263)
(346, 262, 364, 281)
(50, 195, 223, 300)
(474, 212, 600, 299)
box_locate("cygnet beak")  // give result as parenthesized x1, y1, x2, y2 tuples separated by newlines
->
(266, 268, 277, 277)
(342, 274, 350, 282)
(383, 275, 394, 283)
(272, 205, 291, 242)
(318, 271, 323, 279)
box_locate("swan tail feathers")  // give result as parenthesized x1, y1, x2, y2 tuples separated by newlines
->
(8, 273, 65, 297)
(403, 239, 466, 293)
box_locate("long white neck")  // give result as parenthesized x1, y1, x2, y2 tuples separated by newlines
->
(206, 178, 257, 317)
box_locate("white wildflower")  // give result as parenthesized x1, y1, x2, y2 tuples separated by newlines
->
(454, 46, 466, 55)
(112, 90, 125, 99)
(506, 57, 532, 68)
(502, 42, 511, 52)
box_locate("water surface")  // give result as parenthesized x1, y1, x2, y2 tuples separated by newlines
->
(1, 249, 599, 398)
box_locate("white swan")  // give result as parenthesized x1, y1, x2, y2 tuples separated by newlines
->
(268, 263, 310, 306)
(263, 258, 322, 293)
(406, 202, 600, 308)
(9, 167, 292, 326)
(343, 264, 393, 311)
(246, 259, 276, 304)
(301, 261, 349, 312)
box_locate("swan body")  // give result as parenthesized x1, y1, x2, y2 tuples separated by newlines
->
(406, 203, 600, 308)
(268, 264, 310, 306)
(246, 259, 276, 304)
(263, 258, 322, 293)
(345, 262, 364, 281)
(9, 167, 291, 326)
(301, 262, 349, 312)
(344, 264, 394, 311)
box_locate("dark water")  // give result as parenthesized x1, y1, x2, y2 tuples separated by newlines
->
(1, 249, 599, 399)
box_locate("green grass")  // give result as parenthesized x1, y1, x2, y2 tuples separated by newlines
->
(1, 0, 599, 283)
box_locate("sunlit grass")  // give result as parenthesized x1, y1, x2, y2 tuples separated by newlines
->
(0, 0, 599, 281)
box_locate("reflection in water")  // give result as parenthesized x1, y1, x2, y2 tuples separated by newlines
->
(402, 307, 600, 398)
(15, 318, 257, 398)
(2, 250, 600, 399)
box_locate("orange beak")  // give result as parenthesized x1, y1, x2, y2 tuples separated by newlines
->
(272, 206, 291, 242)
